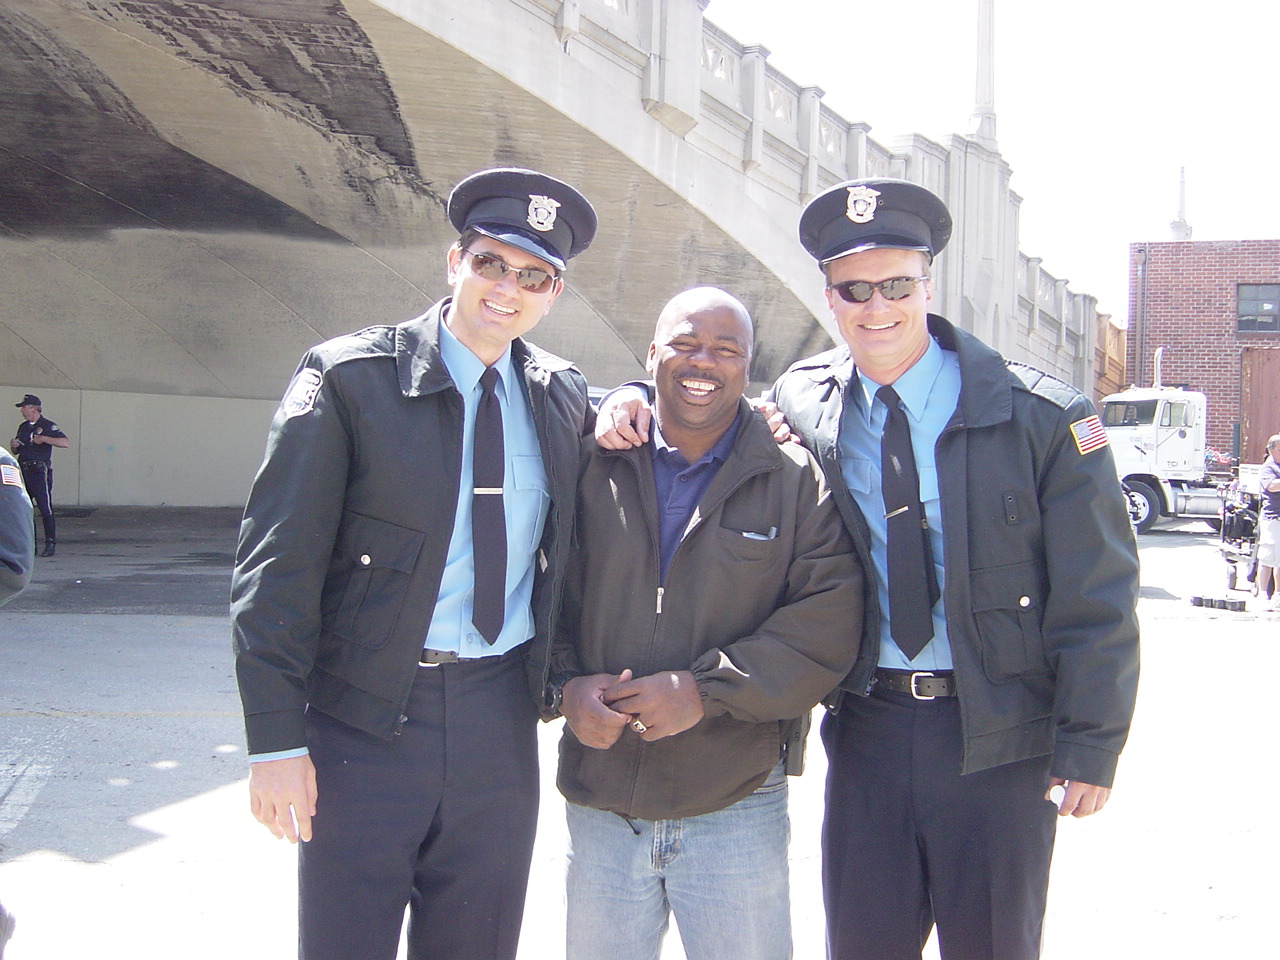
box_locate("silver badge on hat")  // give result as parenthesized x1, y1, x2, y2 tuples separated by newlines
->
(527, 195, 561, 233)
(845, 185, 881, 224)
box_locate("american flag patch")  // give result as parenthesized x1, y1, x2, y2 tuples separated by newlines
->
(1, 463, 21, 486)
(1069, 415, 1109, 455)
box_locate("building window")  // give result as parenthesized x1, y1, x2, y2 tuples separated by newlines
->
(1238, 283, 1280, 333)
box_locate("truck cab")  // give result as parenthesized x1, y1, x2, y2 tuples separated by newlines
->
(1100, 386, 1221, 531)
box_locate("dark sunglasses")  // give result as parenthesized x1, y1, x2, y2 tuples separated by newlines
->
(462, 249, 559, 294)
(828, 276, 927, 304)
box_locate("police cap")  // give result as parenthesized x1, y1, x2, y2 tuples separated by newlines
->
(448, 168, 597, 271)
(799, 178, 952, 265)
(15, 394, 40, 408)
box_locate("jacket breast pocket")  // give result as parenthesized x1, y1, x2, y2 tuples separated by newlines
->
(969, 561, 1049, 682)
(323, 511, 425, 649)
(714, 523, 781, 561)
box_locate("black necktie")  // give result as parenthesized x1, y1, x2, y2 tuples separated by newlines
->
(472, 367, 506, 645)
(877, 384, 940, 660)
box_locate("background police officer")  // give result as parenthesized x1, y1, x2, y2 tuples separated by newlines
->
(11, 394, 69, 557)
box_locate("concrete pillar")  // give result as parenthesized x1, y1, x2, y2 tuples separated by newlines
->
(845, 122, 870, 179)
(797, 85, 825, 201)
(640, 0, 705, 137)
(555, 0, 580, 43)
(740, 44, 769, 172)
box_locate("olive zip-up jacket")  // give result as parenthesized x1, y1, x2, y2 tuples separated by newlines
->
(769, 315, 1140, 787)
(232, 300, 591, 754)
(555, 400, 864, 820)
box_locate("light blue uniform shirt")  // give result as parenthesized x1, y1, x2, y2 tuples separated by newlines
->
(251, 320, 549, 763)
(427, 318, 549, 656)
(838, 337, 961, 670)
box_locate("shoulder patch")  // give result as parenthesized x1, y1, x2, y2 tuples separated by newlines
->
(282, 369, 323, 418)
(1069, 415, 1109, 455)
(1, 463, 20, 486)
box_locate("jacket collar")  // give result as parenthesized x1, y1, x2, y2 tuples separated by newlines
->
(794, 314, 1015, 429)
(394, 298, 571, 398)
(606, 396, 785, 475)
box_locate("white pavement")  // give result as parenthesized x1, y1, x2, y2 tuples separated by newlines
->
(1, 520, 1275, 959)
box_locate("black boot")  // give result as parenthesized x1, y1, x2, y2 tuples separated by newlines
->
(41, 515, 55, 557)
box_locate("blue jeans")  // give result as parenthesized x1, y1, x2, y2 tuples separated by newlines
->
(565, 763, 792, 960)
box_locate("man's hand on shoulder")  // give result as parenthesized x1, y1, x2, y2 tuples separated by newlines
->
(561, 671, 634, 749)
(594, 388, 651, 450)
(249, 754, 318, 842)
(604, 670, 704, 741)
(1045, 777, 1111, 818)
(748, 397, 797, 445)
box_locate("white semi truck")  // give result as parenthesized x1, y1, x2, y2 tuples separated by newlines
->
(1099, 383, 1228, 533)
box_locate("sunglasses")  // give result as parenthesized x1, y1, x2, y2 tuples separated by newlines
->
(462, 249, 559, 294)
(828, 276, 927, 304)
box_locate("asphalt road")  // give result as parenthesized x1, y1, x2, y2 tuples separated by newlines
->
(0, 510, 1275, 959)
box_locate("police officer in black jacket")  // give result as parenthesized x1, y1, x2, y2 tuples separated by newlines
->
(11, 394, 68, 557)
(232, 168, 597, 960)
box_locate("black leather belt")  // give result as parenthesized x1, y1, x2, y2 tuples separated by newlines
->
(419, 648, 486, 666)
(873, 668, 957, 700)
(419, 645, 528, 667)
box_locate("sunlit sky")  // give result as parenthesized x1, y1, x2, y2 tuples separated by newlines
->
(705, 0, 1280, 324)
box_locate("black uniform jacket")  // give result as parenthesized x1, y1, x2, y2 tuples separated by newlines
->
(770, 315, 1140, 788)
(232, 299, 592, 755)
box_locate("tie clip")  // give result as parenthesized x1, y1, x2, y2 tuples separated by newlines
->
(884, 505, 909, 520)
(473, 487, 503, 495)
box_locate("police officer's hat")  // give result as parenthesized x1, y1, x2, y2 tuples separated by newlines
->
(448, 168, 597, 272)
(799, 178, 952, 265)
(15, 394, 40, 408)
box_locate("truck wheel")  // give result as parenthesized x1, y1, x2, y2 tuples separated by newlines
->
(1125, 481, 1160, 533)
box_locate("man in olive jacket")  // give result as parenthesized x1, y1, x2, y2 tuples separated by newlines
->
(551, 287, 863, 960)
(232, 168, 597, 960)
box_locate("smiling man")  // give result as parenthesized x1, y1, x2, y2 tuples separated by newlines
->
(232, 168, 597, 960)
(549, 287, 863, 960)
(770, 179, 1141, 960)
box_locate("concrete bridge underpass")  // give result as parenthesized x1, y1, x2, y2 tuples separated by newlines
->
(0, 0, 1095, 505)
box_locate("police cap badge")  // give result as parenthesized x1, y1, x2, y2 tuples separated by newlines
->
(448, 168, 597, 271)
(799, 178, 952, 265)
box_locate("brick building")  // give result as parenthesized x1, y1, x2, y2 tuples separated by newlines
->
(1128, 239, 1280, 464)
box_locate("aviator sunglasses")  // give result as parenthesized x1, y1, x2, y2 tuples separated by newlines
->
(462, 249, 560, 294)
(828, 276, 927, 304)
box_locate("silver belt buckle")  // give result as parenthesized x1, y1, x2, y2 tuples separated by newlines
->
(909, 670, 936, 701)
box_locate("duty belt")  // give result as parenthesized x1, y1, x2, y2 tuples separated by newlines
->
(873, 668, 957, 700)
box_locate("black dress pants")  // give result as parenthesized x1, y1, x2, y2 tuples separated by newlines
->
(821, 688, 1057, 960)
(298, 648, 540, 960)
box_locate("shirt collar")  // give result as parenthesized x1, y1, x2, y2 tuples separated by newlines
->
(855, 336, 946, 423)
(438, 313, 515, 397)
(651, 409, 741, 468)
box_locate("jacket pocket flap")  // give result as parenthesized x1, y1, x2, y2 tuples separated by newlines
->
(970, 562, 1041, 612)
(336, 512, 424, 573)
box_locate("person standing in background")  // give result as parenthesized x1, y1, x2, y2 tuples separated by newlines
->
(1255, 434, 1280, 610)
(11, 394, 69, 558)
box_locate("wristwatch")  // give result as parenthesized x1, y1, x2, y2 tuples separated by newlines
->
(543, 671, 581, 715)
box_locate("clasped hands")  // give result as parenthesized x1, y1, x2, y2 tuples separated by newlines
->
(561, 668, 705, 749)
